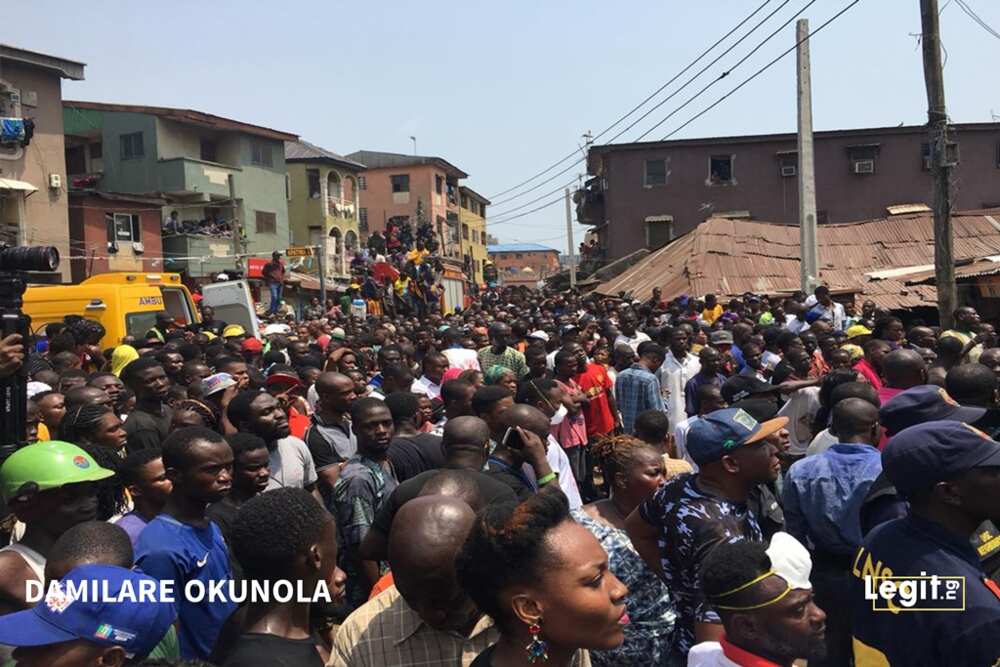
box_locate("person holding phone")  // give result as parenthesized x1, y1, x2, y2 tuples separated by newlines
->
(485, 404, 558, 501)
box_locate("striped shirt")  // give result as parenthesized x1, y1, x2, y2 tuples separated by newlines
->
(328, 585, 498, 667)
(477, 346, 528, 379)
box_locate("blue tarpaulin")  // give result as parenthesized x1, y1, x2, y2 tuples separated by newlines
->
(0, 118, 25, 144)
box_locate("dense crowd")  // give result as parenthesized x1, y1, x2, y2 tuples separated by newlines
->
(0, 281, 997, 667)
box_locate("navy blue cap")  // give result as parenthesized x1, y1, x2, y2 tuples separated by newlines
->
(0, 564, 176, 660)
(883, 420, 1000, 497)
(687, 408, 788, 466)
(879, 385, 986, 435)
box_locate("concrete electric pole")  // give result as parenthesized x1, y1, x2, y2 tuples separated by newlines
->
(796, 19, 819, 294)
(565, 188, 576, 289)
(920, 0, 956, 329)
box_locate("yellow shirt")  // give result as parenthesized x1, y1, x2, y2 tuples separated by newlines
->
(405, 249, 428, 265)
(702, 304, 723, 324)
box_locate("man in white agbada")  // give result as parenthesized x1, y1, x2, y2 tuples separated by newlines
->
(687, 532, 827, 666)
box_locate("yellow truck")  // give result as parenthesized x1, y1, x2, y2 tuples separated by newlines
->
(23, 272, 200, 350)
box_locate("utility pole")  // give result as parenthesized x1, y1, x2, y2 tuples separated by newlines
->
(318, 238, 327, 307)
(565, 188, 576, 289)
(796, 19, 819, 294)
(227, 174, 241, 273)
(921, 0, 956, 329)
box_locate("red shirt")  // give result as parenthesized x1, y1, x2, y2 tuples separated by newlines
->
(854, 358, 883, 392)
(576, 362, 615, 438)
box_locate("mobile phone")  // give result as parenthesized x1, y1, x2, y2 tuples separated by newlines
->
(502, 426, 525, 450)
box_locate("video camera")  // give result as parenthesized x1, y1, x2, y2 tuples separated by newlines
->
(0, 244, 60, 461)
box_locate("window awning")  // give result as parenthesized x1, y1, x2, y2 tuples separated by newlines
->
(0, 178, 38, 194)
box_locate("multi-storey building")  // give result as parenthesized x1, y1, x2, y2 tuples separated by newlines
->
(488, 243, 561, 287)
(63, 101, 296, 280)
(285, 140, 365, 278)
(579, 122, 1000, 261)
(347, 150, 469, 262)
(458, 185, 489, 284)
(0, 44, 85, 280)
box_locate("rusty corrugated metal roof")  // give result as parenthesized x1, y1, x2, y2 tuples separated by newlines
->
(595, 209, 1000, 309)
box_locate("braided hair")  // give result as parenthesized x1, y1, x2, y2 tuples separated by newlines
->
(59, 403, 114, 448)
(456, 491, 570, 631)
(590, 434, 657, 488)
(77, 443, 127, 520)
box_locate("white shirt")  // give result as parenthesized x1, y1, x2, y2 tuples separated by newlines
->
(785, 315, 810, 334)
(686, 641, 743, 667)
(673, 416, 700, 472)
(806, 427, 838, 456)
(657, 351, 701, 430)
(614, 331, 651, 353)
(776, 386, 821, 456)
(519, 437, 583, 510)
(442, 347, 481, 372)
(410, 375, 442, 401)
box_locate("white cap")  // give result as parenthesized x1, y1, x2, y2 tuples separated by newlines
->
(27, 382, 52, 399)
(804, 295, 818, 307)
(767, 532, 813, 591)
(527, 330, 549, 342)
(263, 323, 291, 336)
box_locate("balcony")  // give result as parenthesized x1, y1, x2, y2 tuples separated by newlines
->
(158, 157, 241, 200)
(162, 233, 237, 278)
(326, 196, 357, 220)
(574, 177, 605, 225)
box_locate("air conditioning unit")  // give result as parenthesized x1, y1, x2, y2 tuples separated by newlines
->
(132, 241, 145, 254)
(780, 165, 797, 177)
(48, 173, 62, 189)
(853, 159, 875, 175)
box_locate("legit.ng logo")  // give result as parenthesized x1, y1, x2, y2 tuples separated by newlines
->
(72, 455, 90, 469)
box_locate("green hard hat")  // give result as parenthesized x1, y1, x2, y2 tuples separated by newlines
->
(0, 441, 114, 500)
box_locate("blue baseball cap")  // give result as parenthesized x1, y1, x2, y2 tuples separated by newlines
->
(883, 420, 1000, 497)
(879, 385, 986, 436)
(0, 564, 176, 660)
(687, 408, 789, 466)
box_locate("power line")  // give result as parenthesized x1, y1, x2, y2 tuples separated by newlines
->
(488, 0, 811, 211)
(488, 0, 861, 230)
(658, 0, 863, 141)
(954, 0, 1000, 40)
(632, 0, 818, 142)
(485, 0, 782, 202)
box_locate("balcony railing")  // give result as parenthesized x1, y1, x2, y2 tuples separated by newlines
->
(327, 196, 356, 219)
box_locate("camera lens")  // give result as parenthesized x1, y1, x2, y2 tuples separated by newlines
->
(0, 245, 60, 272)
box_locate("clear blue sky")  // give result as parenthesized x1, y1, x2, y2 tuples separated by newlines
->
(10, 0, 1000, 249)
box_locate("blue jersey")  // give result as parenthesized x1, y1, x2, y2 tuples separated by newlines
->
(135, 515, 236, 659)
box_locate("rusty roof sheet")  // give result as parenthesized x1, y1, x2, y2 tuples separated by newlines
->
(595, 209, 1000, 309)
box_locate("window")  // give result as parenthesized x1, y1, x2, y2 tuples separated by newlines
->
(462, 224, 470, 240)
(358, 175, 367, 190)
(461, 194, 469, 209)
(255, 210, 277, 234)
(644, 159, 667, 187)
(778, 153, 797, 177)
(89, 142, 102, 159)
(251, 141, 273, 167)
(435, 175, 444, 194)
(120, 132, 144, 160)
(391, 174, 410, 193)
(709, 155, 734, 183)
(472, 229, 479, 243)
(307, 168, 321, 198)
(481, 204, 486, 219)
(515, 253, 523, 259)
(847, 145, 879, 175)
(922, 142, 960, 171)
(200, 139, 217, 163)
(359, 207, 368, 232)
(109, 213, 140, 242)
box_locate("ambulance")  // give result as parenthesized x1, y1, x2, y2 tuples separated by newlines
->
(23, 272, 199, 350)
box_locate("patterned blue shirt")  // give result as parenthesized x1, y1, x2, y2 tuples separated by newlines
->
(615, 363, 665, 434)
(638, 474, 762, 657)
(782, 443, 882, 555)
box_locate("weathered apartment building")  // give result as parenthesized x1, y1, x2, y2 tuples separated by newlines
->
(0, 44, 85, 280)
(578, 122, 1000, 261)
(63, 101, 296, 280)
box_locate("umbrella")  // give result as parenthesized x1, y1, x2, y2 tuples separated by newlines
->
(372, 261, 400, 283)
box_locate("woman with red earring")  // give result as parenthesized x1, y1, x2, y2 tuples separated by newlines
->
(457, 491, 629, 666)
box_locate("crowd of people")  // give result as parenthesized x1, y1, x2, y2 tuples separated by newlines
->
(0, 281, 997, 666)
